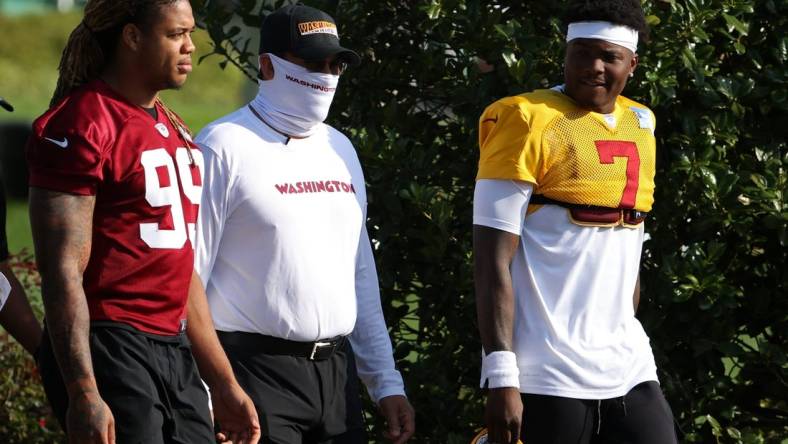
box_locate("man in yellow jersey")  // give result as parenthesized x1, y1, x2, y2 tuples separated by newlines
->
(473, 1, 678, 443)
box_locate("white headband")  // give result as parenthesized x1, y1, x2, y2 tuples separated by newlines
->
(567, 21, 638, 53)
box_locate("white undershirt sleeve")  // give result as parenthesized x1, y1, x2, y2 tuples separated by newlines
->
(472, 179, 534, 234)
(194, 145, 230, 285)
(349, 213, 406, 403)
(0, 271, 10, 311)
(473, 179, 534, 389)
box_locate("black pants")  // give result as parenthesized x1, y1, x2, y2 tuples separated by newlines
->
(217, 331, 366, 444)
(38, 323, 214, 444)
(521, 381, 678, 444)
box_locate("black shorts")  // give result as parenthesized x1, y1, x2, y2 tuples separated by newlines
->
(38, 322, 214, 444)
(217, 331, 366, 444)
(521, 381, 678, 444)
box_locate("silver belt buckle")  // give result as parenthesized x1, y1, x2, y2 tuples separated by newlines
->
(309, 341, 332, 360)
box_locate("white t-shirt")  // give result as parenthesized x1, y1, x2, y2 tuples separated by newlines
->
(474, 179, 658, 399)
(194, 106, 405, 402)
(0, 271, 9, 311)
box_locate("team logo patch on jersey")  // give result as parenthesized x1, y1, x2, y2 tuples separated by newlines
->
(629, 107, 653, 132)
(155, 123, 170, 138)
(298, 21, 339, 37)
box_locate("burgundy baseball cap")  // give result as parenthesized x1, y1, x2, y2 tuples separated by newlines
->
(259, 4, 361, 67)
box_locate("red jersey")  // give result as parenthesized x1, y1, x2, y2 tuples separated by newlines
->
(27, 80, 203, 335)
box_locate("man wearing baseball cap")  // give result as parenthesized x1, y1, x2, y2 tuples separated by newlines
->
(191, 4, 415, 443)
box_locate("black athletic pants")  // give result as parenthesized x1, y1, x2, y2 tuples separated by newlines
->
(38, 322, 214, 444)
(521, 381, 678, 444)
(217, 331, 366, 444)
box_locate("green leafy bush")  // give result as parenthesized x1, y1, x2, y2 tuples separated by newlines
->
(0, 251, 63, 443)
(196, 0, 786, 442)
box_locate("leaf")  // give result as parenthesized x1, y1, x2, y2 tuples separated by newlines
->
(716, 173, 738, 196)
(777, 37, 788, 62)
(501, 51, 517, 68)
(722, 13, 749, 36)
(731, 102, 745, 116)
(493, 23, 513, 40)
(700, 166, 718, 189)
(706, 414, 723, 436)
(681, 46, 698, 71)
(425, 2, 442, 20)
(692, 27, 710, 42)
(750, 174, 768, 189)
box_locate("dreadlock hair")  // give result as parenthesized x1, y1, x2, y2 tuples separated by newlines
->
(563, 0, 650, 44)
(51, 0, 193, 140)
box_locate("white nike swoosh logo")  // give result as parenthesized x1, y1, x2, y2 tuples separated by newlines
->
(44, 137, 69, 148)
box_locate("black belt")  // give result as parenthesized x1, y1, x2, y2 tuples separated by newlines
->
(216, 330, 347, 361)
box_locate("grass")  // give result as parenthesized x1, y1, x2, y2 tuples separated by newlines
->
(0, 10, 255, 254)
(0, 12, 83, 120)
(5, 198, 32, 254)
(0, 10, 253, 130)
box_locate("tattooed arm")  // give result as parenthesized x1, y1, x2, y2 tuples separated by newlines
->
(29, 188, 115, 444)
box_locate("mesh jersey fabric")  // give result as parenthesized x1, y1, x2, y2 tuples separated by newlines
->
(477, 89, 656, 212)
(26, 80, 203, 336)
(474, 88, 660, 398)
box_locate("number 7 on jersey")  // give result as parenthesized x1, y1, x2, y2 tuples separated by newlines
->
(594, 140, 640, 209)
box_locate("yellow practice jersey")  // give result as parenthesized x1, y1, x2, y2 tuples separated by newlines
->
(477, 89, 656, 212)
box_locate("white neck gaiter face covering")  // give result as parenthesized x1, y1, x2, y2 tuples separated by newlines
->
(250, 53, 339, 138)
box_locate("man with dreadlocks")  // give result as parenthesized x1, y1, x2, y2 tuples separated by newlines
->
(26, 1, 260, 443)
(473, 1, 678, 443)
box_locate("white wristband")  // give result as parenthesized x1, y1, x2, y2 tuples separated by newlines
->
(480, 350, 520, 389)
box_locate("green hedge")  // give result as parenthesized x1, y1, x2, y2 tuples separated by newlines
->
(0, 252, 63, 442)
(197, 0, 787, 442)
